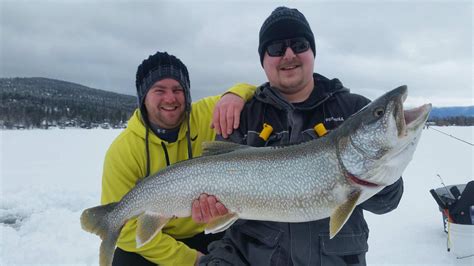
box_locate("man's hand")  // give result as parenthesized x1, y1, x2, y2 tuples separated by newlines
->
(194, 251, 204, 266)
(192, 194, 229, 223)
(212, 93, 244, 138)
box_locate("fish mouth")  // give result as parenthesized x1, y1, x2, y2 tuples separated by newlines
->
(404, 104, 432, 129)
(395, 89, 432, 137)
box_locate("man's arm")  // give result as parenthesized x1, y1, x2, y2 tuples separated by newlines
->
(359, 177, 404, 214)
(188, 83, 255, 155)
(208, 83, 256, 138)
(210, 93, 245, 139)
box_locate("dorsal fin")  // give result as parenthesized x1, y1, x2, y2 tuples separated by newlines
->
(201, 141, 250, 156)
(266, 138, 315, 151)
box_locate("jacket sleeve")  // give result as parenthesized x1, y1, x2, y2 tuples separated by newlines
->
(191, 83, 256, 142)
(101, 138, 198, 265)
(226, 83, 257, 101)
(192, 82, 257, 112)
(359, 177, 404, 214)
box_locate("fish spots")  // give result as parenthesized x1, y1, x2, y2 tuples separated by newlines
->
(332, 184, 351, 204)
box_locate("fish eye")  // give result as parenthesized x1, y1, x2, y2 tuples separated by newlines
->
(373, 107, 385, 117)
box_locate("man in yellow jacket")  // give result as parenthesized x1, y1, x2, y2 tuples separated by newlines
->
(101, 51, 255, 265)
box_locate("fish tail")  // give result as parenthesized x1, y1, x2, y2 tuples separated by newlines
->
(80, 202, 118, 238)
(80, 202, 121, 266)
(100, 231, 121, 266)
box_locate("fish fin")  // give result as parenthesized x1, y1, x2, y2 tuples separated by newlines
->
(136, 212, 170, 248)
(201, 141, 250, 156)
(329, 191, 361, 239)
(204, 212, 239, 234)
(80, 202, 121, 266)
(80, 202, 118, 239)
(100, 231, 120, 266)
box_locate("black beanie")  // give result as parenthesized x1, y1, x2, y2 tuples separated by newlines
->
(135, 51, 191, 113)
(258, 6, 316, 66)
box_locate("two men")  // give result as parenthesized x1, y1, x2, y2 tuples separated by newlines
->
(194, 6, 404, 266)
(101, 51, 255, 265)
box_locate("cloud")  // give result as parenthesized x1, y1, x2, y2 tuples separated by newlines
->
(1, 0, 472, 106)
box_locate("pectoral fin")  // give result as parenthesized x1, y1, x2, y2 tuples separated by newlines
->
(204, 212, 239, 234)
(136, 212, 170, 248)
(329, 190, 361, 239)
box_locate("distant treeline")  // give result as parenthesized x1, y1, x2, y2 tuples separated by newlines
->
(1, 77, 473, 129)
(428, 116, 474, 126)
(428, 106, 474, 126)
(0, 77, 136, 129)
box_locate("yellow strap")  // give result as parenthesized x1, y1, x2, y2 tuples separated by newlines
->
(314, 123, 328, 137)
(259, 123, 273, 141)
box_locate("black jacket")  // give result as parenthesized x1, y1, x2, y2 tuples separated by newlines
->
(200, 73, 404, 266)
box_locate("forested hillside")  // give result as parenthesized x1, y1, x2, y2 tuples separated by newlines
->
(0, 77, 136, 129)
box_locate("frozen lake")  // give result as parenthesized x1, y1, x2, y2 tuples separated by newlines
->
(1, 126, 472, 265)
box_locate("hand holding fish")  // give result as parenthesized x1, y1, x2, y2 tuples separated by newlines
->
(192, 194, 229, 223)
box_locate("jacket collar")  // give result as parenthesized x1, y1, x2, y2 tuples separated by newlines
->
(127, 109, 197, 144)
(254, 73, 349, 111)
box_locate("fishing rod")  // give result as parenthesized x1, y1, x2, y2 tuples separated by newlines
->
(428, 127, 473, 146)
(437, 174, 451, 199)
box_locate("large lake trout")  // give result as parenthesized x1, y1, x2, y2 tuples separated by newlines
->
(81, 85, 431, 266)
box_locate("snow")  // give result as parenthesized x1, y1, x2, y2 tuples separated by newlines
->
(1, 127, 473, 265)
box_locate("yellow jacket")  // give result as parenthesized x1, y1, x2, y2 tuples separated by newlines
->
(101, 83, 256, 265)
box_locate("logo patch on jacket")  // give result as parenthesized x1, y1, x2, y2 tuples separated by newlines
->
(325, 117, 344, 122)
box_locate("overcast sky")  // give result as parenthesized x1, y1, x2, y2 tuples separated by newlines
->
(1, 0, 472, 107)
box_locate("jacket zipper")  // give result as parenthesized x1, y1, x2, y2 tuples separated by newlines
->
(161, 142, 171, 166)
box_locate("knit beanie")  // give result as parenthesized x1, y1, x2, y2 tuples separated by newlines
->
(135, 51, 191, 113)
(258, 6, 316, 66)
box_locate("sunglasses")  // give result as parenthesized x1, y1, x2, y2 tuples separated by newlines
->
(266, 37, 310, 57)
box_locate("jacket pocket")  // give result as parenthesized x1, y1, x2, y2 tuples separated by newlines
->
(319, 232, 368, 265)
(232, 221, 285, 265)
(237, 220, 282, 247)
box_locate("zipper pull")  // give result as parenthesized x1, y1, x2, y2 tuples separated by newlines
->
(259, 123, 273, 141)
(314, 123, 328, 137)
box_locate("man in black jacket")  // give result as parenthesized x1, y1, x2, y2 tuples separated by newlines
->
(193, 6, 403, 266)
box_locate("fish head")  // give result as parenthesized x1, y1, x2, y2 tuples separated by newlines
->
(338, 85, 431, 188)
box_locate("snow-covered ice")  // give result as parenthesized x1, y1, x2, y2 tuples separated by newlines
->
(1, 127, 472, 265)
